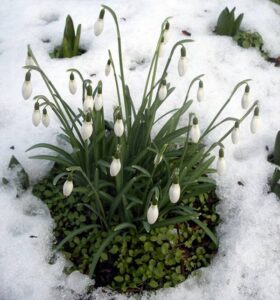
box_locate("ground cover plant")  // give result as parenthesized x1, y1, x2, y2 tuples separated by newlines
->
(22, 5, 259, 293)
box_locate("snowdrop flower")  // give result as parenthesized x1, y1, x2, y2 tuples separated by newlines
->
(241, 84, 250, 109)
(63, 175, 73, 197)
(190, 117, 201, 143)
(105, 59, 111, 76)
(147, 198, 159, 225)
(32, 102, 41, 127)
(94, 9, 105, 36)
(250, 106, 260, 134)
(158, 37, 165, 57)
(69, 72, 77, 95)
(231, 121, 240, 144)
(94, 83, 103, 111)
(42, 108, 50, 128)
(158, 79, 167, 100)
(25, 51, 34, 66)
(81, 113, 93, 140)
(169, 170, 180, 204)
(22, 71, 32, 100)
(114, 118, 124, 137)
(110, 154, 121, 177)
(163, 21, 170, 44)
(178, 46, 187, 77)
(217, 148, 226, 176)
(83, 85, 94, 113)
(197, 80, 204, 102)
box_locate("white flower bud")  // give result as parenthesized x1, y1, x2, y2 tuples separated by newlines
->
(83, 95, 93, 112)
(94, 9, 105, 36)
(250, 107, 260, 134)
(63, 179, 73, 197)
(69, 73, 77, 95)
(158, 80, 167, 100)
(22, 71, 32, 100)
(95, 94, 103, 111)
(158, 37, 165, 58)
(190, 117, 200, 143)
(217, 148, 226, 176)
(241, 85, 250, 109)
(178, 57, 187, 77)
(178, 46, 187, 77)
(110, 157, 121, 177)
(114, 119, 124, 137)
(169, 183, 181, 204)
(163, 21, 170, 44)
(81, 120, 93, 141)
(42, 108, 50, 128)
(231, 122, 240, 144)
(197, 80, 204, 102)
(147, 202, 159, 225)
(105, 59, 111, 76)
(32, 103, 41, 127)
(25, 54, 34, 66)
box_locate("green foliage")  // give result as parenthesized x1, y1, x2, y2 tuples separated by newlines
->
(271, 168, 280, 198)
(33, 170, 219, 292)
(233, 31, 265, 53)
(215, 7, 244, 36)
(50, 15, 84, 58)
(274, 131, 280, 166)
(24, 5, 258, 284)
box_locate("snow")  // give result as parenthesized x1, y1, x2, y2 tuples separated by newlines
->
(0, 0, 280, 299)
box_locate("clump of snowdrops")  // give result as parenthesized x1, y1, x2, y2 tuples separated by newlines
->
(22, 5, 260, 279)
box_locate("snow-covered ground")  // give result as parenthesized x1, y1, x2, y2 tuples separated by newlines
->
(0, 0, 280, 299)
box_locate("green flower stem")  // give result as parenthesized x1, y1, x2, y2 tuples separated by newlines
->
(201, 79, 251, 140)
(102, 5, 130, 134)
(204, 100, 259, 158)
(183, 74, 204, 104)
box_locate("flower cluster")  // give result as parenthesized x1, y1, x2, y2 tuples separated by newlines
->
(22, 5, 260, 278)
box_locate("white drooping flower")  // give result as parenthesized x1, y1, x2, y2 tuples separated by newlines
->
(241, 84, 250, 109)
(94, 9, 105, 36)
(114, 119, 124, 137)
(163, 21, 170, 44)
(178, 46, 187, 77)
(110, 156, 121, 177)
(25, 52, 34, 66)
(147, 199, 159, 224)
(158, 79, 167, 100)
(231, 121, 240, 144)
(81, 114, 93, 140)
(22, 71, 32, 100)
(217, 148, 226, 176)
(250, 106, 260, 134)
(190, 117, 201, 143)
(169, 183, 181, 204)
(158, 37, 165, 57)
(94, 83, 103, 111)
(42, 108, 50, 128)
(83, 85, 94, 113)
(105, 59, 111, 76)
(197, 80, 204, 102)
(63, 176, 73, 197)
(32, 102, 41, 127)
(69, 72, 77, 95)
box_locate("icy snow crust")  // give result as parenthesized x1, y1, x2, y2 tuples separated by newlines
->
(0, 0, 280, 299)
